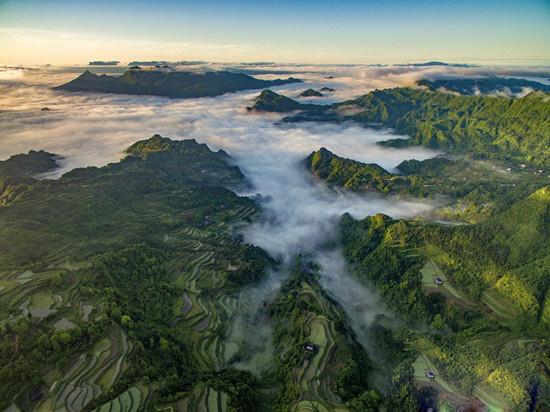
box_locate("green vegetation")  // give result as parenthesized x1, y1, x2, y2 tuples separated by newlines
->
(305, 147, 550, 222)
(249, 89, 319, 113)
(300, 140, 550, 409)
(0, 135, 269, 411)
(299, 89, 323, 97)
(252, 87, 550, 166)
(305, 148, 393, 193)
(339, 185, 550, 410)
(270, 262, 380, 412)
(0, 150, 60, 206)
(417, 77, 550, 96)
(55, 70, 302, 98)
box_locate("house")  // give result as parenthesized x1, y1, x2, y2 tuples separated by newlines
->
(426, 371, 435, 380)
(434, 277, 443, 286)
(304, 343, 318, 353)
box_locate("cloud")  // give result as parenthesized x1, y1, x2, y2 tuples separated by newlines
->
(0, 63, 494, 375)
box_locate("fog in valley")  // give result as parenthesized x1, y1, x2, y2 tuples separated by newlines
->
(2, 62, 541, 379)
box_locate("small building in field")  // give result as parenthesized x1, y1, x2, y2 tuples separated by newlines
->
(304, 343, 318, 354)
(426, 371, 435, 380)
(434, 277, 443, 286)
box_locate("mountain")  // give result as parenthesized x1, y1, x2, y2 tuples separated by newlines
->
(299, 88, 323, 97)
(0, 150, 59, 178)
(0, 136, 273, 411)
(249, 89, 320, 112)
(305, 147, 550, 222)
(88, 61, 119, 66)
(298, 143, 550, 410)
(340, 184, 550, 411)
(251, 88, 550, 166)
(305, 147, 394, 192)
(0, 150, 60, 206)
(418, 76, 550, 95)
(55, 70, 302, 98)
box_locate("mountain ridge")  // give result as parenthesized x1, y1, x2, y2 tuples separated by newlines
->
(55, 70, 302, 98)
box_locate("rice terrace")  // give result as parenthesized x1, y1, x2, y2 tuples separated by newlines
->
(0, 1, 549, 411)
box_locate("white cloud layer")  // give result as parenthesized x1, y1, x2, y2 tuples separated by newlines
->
(2, 63, 543, 374)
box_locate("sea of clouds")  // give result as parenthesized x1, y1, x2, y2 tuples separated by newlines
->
(1, 62, 548, 375)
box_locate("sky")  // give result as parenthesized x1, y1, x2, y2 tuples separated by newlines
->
(0, 0, 549, 65)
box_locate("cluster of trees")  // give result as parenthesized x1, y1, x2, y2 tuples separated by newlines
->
(340, 184, 550, 409)
(254, 87, 550, 166)
(270, 263, 381, 411)
(0, 316, 110, 410)
(350, 87, 550, 167)
(0, 136, 272, 410)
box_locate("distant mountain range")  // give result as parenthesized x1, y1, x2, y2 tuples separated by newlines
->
(88, 61, 119, 66)
(418, 76, 550, 95)
(55, 70, 302, 98)
(396, 61, 475, 67)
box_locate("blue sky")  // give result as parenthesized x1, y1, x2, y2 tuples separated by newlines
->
(0, 0, 549, 65)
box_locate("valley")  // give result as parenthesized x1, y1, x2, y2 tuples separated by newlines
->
(1, 63, 549, 412)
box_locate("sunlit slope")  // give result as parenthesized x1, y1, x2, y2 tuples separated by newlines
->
(270, 263, 380, 412)
(304, 147, 550, 222)
(0, 135, 270, 411)
(417, 77, 550, 96)
(252, 88, 550, 166)
(339, 186, 550, 410)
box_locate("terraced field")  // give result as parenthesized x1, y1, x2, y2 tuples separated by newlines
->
(0, 137, 270, 411)
(174, 384, 230, 412)
(36, 326, 130, 411)
(94, 386, 145, 412)
(271, 266, 374, 411)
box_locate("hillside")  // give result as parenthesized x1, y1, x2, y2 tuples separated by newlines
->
(340, 186, 550, 410)
(249, 89, 319, 112)
(305, 147, 394, 192)
(418, 77, 550, 96)
(302, 145, 550, 409)
(0, 150, 61, 206)
(271, 262, 378, 411)
(0, 136, 272, 411)
(55, 70, 302, 98)
(304, 148, 550, 222)
(0, 150, 59, 178)
(251, 88, 550, 166)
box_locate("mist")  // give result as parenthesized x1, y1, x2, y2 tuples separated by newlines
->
(0, 63, 468, 378)
(224, 138, 434, 373)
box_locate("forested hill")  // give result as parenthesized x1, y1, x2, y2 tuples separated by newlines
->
(304, 147, 550, 222)
(340, 185, 550, 410)
(0, 150, 59, 178)
(251, 87, 550, 166)
(0, 135, 274, 411)
(0, 150, 60, 206)
(55, 69, 301, 98)
(417, 77, 550, 96)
